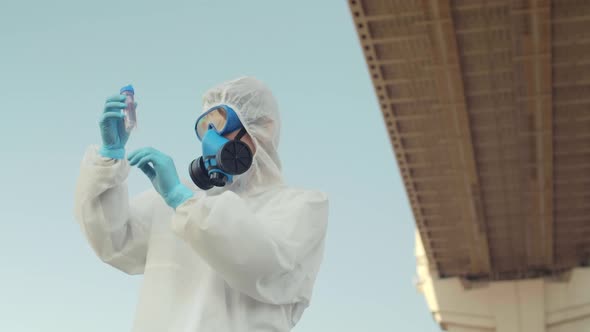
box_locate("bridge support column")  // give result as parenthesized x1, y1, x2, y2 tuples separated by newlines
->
(416, 232, 590, 332)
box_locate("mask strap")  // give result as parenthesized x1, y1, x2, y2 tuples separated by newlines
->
(234, 127, 248, 141)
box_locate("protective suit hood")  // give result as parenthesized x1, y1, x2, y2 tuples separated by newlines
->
(200, 77, 284, 196)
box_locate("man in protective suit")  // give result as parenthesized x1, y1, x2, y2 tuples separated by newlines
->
(74, 77, 329, 332)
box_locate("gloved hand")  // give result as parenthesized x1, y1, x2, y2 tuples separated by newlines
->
(127, 147, 194, 209)
(98, 95, 134, 159)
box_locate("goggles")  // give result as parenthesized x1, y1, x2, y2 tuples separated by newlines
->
(195, 105, 243, 141)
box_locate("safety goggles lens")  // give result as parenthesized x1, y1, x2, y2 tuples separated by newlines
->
(195, 107, 228, 140)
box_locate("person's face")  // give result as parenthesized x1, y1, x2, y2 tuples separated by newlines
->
(224, 129, 256, 154)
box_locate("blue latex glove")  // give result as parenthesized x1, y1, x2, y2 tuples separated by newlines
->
(98, 95, 134, 159)
(127, 147, 194, 209)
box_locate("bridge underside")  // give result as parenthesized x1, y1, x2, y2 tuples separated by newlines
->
(350, 0, 590, 280)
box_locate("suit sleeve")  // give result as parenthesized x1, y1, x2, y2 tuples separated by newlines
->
(170, 190, 329, 305)
(74, 145, 155, 275)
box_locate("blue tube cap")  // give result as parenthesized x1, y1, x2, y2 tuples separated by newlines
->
(120, 84, 135, 94)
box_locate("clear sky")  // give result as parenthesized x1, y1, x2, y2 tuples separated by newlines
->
(0, 0, 440, 331)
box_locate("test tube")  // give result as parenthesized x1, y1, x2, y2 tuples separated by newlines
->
(120, 84, 137, 132)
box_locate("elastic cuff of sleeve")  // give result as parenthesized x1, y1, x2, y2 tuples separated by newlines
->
(165, 184, 195, 209)
(99, 147, 125, 160)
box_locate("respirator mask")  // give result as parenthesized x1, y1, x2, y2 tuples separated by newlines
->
(189, 105, 254, 190)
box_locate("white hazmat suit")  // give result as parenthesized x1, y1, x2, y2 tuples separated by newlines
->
(74, 77, 329, 331)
